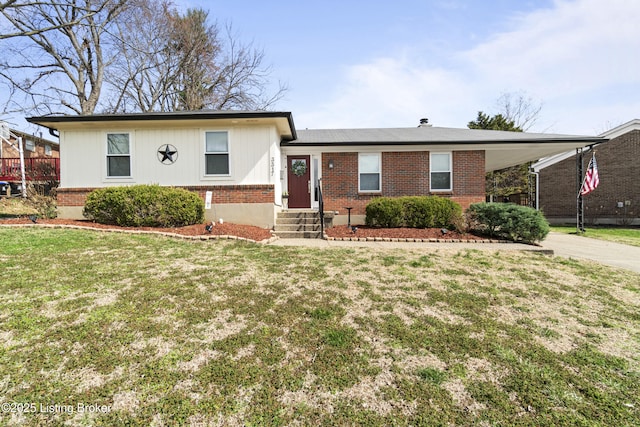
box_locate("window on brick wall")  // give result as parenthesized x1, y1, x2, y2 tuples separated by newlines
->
(430, 152, 452, 191)
(205, 131, 230, 175)
(106, 133, 131, 177)
(359, 153, 381, 192)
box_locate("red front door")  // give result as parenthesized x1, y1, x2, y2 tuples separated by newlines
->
(287, 155, 311, 208)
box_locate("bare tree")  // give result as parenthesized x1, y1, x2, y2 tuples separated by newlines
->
(0, 1, 19, 12)
(169, 8, 221, 111)
(0, 1, 102, 39)
(0, 0, 129, 115)
(105, 0, 180, 112)
(106, 4, 286, 113)
(471, 93, 544, 204)
(495, 91, 543, 131)
(210, 25, 287, 111)
(2, 0, 286, 117)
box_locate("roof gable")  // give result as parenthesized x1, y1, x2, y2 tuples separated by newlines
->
(532, 118, 640, 171)
(599, 118, 640, 139)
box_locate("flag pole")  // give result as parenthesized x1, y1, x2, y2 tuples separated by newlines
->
(576, 148, 584, 233)
(577, 147, 598, 233)
(577, 150, 597, 200)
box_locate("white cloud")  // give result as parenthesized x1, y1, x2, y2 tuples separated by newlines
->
(297, 0, 640, 134)
(464, 0, 640, 97)
(297, 56, 476, 130)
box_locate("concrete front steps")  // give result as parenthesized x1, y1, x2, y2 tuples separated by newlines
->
(274, 210, 323, 239)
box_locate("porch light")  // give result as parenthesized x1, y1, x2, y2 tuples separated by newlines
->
(329, 159, 334, 169)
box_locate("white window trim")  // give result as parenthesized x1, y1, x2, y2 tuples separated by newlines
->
(105, 132, 133, 181)
(358, 152, 382, 193)
(430, 152, 453, 192)
(203, 130, 232, 179)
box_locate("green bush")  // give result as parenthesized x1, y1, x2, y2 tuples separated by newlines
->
(83, 185, 204, 227)
(365, 196, 463, 230)
(402, 196, 463, 229)
(365, 197, 404, 228)
(467, 202, 549, 243)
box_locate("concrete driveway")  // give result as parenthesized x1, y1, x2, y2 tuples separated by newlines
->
(540, 232, 640, 274)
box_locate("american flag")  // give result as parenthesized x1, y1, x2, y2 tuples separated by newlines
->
(580, 154, 600, 196)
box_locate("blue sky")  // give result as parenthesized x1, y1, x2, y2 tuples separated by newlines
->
(177, 0, 640, 135)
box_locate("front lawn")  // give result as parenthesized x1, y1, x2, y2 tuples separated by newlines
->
(552, 225, 640, 247)
(1, 228, 639, 426)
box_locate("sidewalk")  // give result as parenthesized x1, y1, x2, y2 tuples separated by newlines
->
(269, 237, 546, 252)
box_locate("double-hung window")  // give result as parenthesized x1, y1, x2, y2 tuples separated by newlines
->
(106, 133, 131, 177)
(205, 131, 229, 175)
(430, 152, 452, 191)
(359, 153, 381, 192)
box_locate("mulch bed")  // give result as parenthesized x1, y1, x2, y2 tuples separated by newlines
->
(0, 218, 274, 242)
(1, 218, 493, 244)
(325, 225, 485, 241)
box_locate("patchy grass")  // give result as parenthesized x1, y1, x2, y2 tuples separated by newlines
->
(552, 225, 640, 247)
(0, 228, 639, 426)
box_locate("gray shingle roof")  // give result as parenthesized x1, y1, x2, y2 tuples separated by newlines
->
(287, 126, 601, 145)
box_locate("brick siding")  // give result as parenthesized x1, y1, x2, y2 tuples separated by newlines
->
(57, 185, 274, 208)
(1, 138, 59, 159)
(321, 150, 485, 216)
(539, 130, 640, 224)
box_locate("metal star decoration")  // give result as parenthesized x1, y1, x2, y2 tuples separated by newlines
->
(157, 144, 178, 164)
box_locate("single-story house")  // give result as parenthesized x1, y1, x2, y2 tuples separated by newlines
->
(26, 111, 606, 231)
(532, 119, 640, 225)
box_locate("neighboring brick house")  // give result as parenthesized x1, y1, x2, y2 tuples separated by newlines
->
(533, 119, 640, 225)
(1, 129, 60, 159)
(26, 111, 604, 231)
(0, 127, 60, 187)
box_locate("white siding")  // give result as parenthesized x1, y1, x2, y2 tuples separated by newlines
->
(60, 130, 103, 188)
(60, 125, 279, 188)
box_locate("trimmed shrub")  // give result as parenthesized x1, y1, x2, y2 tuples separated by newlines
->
(365, 196, 463, 230)
(467, 202, 550, 243)
(401, 196, 463, 229)
(83, 185, 204, 227)
(365, 197, 404, 228)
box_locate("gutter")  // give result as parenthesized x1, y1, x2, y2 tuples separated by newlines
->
(280, 137, 608, 147)
(26, 110, 298, 141)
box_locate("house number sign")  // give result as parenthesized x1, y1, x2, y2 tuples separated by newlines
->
(157, 144, 178, 164)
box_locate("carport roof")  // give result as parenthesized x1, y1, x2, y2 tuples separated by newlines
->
(283, 126, 607, 171)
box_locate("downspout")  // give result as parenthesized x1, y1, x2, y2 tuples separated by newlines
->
(529, 168, 539, 210)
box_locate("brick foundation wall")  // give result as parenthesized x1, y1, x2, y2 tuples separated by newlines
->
(539, 130, 640, 223)
(321, 150, 485, 216)
(57, 185, 274, 208)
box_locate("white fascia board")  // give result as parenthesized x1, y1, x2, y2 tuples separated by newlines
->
(599, 118, 640, 139)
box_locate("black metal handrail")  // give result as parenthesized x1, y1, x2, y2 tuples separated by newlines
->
(317, 178, 324, 237)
